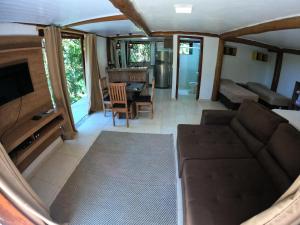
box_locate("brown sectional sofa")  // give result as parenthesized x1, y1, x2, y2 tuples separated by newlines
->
(177, 100, 300, 225)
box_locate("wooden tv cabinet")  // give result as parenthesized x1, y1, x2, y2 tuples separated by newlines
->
(1, 108, 65, 172)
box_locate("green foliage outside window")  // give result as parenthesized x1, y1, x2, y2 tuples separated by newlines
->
(180, 43, 192, 55)
(62, 38, 86, 104)
(129, 43, 151, 63)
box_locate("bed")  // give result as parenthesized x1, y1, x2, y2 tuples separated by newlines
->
(247, 82, 291, 109)
(219, 79, 259, 110)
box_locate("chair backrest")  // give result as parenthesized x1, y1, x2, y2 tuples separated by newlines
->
(109, 83, 127, 105)
(151, 79, 155, 102)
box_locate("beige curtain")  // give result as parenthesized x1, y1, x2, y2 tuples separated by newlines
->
(0, 143, 62, 225)
(84, 34, 103, 114)
(44, 26, 76, 140)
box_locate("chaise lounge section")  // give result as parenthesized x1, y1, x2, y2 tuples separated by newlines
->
(247, 82, 291, 109)
(219, 79, 259, 110)
(177, 100, 300, 225)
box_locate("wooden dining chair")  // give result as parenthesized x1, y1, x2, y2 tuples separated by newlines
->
(109, 82, 131, 127)
(99, 77, 112, 116)
(135, 79, 155, 119)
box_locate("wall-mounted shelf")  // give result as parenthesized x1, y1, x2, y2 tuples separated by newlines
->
(1, 108, 64, 172)
(224, 46, 237, 56)
(252, 51, 268, 62)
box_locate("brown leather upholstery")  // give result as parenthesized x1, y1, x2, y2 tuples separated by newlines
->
(201, 110, 237, 125)
(266, 123, 300, 181)
(182, 159, 280, 225)
(235, 100, 287, 143)
(177, 101, 299, 225)
(177, 124, 251, 177)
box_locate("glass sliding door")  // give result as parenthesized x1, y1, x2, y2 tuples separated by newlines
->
(61, 34, 88, 125)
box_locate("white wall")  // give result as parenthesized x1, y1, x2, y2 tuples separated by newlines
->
(277, 53, 300, 98)
(172, 34, 219, 100)
(0, 23, 38, 35)
(96, 36, 108, 78)
(221, 42, 276, 88)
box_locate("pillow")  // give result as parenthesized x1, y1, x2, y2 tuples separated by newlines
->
(241, 175, 300, 225)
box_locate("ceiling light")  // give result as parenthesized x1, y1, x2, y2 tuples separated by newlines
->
(174, 4, 192, 14)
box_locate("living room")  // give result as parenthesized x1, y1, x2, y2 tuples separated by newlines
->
(0, 1, 300, 225)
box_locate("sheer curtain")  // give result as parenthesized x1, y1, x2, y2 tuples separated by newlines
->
(84, 34, 103, 114)
(44, 26, 76, 139)
(0, 143, 62, 225)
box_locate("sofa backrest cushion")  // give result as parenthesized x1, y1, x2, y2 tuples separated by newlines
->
(256, 148, 291, 194)
(235, 100, 287, 144)
(230, 118, 264, 155)
(267, 123, 300, 181)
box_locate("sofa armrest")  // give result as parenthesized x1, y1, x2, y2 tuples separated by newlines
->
(201, 110, 237, 125)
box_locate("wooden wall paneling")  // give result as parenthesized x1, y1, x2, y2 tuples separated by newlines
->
(0, 36, 52, 137)
(0, 193, 35, 225)
(109, 0, 151, 36)
(211, 39, 225, 101)
(221, 16, 300, 38)
(271, 51, 283, 91)
(0, 36, 41, 51)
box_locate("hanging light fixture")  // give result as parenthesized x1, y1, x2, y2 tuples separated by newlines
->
(116, 40, 121, 49)
(128, 41, 133, 49)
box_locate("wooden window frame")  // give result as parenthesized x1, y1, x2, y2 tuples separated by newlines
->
(61, 32, 86, 82)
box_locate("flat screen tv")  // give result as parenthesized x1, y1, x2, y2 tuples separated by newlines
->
(0, 61, 34, 106)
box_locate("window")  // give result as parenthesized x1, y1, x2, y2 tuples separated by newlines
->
(129, 42, 151, 63)
(61, 36, 86, 104)
(61, 34, 88, 125)
(180, 42, 193, 55)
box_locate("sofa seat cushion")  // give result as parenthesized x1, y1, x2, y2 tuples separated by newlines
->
(177, 124, 252, 176)
(182, 159, 280, 225)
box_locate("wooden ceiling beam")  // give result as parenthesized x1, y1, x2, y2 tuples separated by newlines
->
(109, 0, 151, 36)
(109, 34, 147, 39)
(282, 48, 300, 55)
(64, 14, 127, 28)
(224, 37, 280, 52)
(151, 31, 219, 38)
(221, 16, 300, 39)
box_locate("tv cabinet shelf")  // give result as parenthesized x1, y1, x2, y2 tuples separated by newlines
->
(1, 108, 64, 172)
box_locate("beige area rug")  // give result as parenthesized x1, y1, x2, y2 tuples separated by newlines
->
(50, 131, 177, 225)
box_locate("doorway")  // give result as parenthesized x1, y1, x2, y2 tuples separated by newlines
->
(61, 33, 88, 125)
(176, 36, 203, 100)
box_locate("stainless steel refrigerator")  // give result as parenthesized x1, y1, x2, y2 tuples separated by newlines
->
(154, 51, 172, 88)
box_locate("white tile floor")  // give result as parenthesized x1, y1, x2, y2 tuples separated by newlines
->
(27, 89, 226, 224)
(71, 95, 88, 125)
